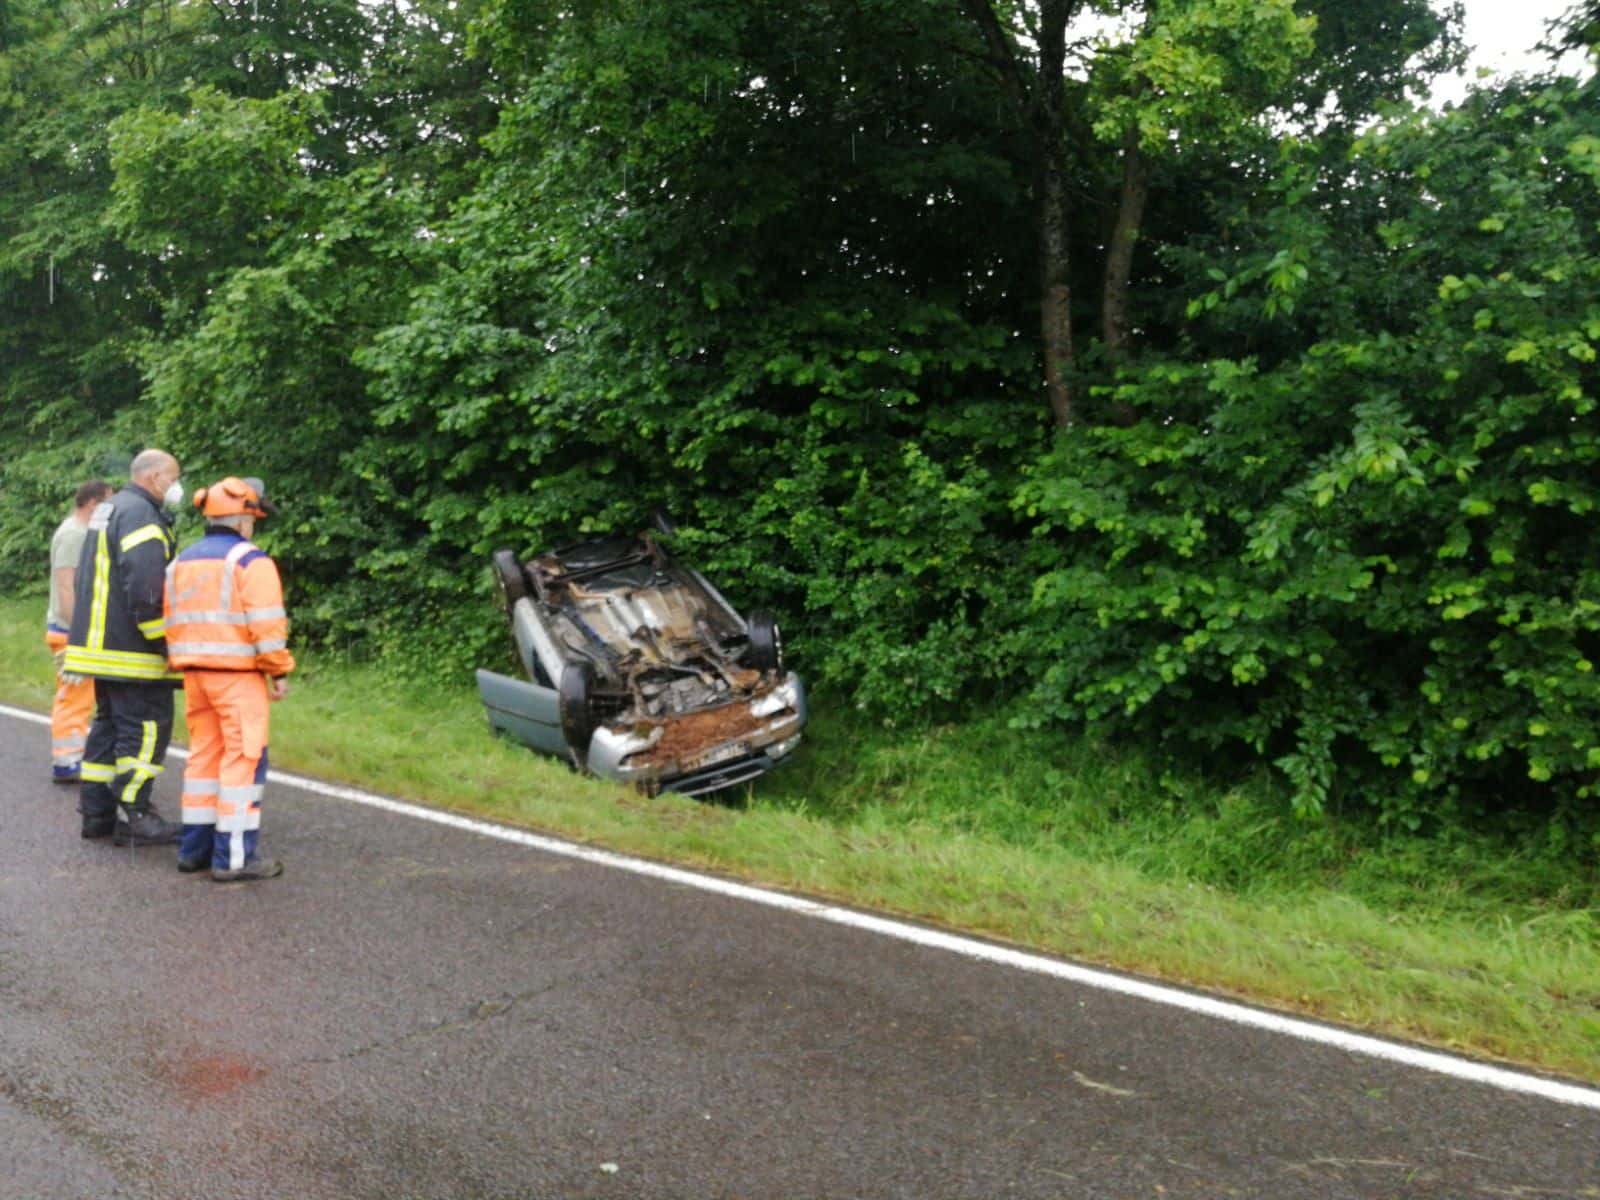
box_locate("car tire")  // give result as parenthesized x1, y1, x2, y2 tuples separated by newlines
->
(493, 548, 527, 608)
(559, 661, 598, 752)
(747, 611, 782, 672)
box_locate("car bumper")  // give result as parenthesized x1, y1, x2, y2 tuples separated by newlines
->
(586, 673, 807, 795)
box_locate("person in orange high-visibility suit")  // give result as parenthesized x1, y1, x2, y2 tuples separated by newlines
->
(164, 477, 294, 881)
(45, 480, 113, 782)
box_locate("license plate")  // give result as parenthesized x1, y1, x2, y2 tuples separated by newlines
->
(685, 742, 745, 771)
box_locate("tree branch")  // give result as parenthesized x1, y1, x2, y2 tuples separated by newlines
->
(956, 0, 1030, 118)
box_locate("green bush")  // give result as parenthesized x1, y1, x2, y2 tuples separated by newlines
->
(5, 0, 1594, 848)
(1016, 79, 1600, 825)
(0, 405, 151, 598)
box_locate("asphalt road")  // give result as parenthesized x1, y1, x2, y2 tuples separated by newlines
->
(0, 707, 1596, 1200)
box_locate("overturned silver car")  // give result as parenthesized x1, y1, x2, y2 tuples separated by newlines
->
(475, 531, 807, 796)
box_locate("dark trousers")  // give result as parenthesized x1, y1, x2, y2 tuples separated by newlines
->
(79, 679, 174, 820)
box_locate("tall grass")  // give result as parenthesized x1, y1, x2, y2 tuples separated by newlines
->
(763, 715, 1600, 915)
(1, 592, 1595, 1079)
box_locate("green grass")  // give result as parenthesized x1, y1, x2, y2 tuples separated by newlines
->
(4, 592, 1596, 1081)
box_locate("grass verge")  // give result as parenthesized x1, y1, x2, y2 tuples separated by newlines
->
(3, 592, 1596, 1080)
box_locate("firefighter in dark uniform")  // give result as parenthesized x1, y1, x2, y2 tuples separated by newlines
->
(63, 449, 186, 844)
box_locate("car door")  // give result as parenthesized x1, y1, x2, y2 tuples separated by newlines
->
(476, 669, 568, 757)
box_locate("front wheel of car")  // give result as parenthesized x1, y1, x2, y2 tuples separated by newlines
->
(493, 548, 527, 608)
(747, 612, 783, 672)
(559, 661, 598, 753)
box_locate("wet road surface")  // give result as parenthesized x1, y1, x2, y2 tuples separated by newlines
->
(0, 707, 1596, 1199)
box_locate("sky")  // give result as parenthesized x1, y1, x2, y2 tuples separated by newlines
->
(1432, 0, 1592, 104)
(1067, 2, 1593, 104)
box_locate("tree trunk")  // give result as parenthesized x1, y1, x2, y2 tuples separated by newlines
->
(1102, 127, 1149, 367)
(1034, 0, 1076, 429)
(959, 0, 1079, 429)
(1037, 153, 1075, 429)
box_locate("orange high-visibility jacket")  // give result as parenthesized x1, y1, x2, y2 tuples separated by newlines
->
(164, 530, 295, 677)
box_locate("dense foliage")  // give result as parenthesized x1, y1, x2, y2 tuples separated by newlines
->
(1022, 75, 1600, 824)
(1, 0, 1595, 834)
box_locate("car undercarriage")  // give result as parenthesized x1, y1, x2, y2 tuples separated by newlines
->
(476, 532, 807, 796)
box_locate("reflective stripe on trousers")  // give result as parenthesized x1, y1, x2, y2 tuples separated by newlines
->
(181, 776, 220, 827)
(118, 720, 165, 806)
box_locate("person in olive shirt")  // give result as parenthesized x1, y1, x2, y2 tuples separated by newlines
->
(45, 479, 112, 782)
(64, 450, 186, 845)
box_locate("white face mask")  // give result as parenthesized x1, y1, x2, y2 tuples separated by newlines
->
(163, 480, 185, 511)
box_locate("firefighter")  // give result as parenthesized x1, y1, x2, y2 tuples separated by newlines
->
(45, 479, 113, 782)
(164, 476, 294, 881)
(64, 449, 186, 845)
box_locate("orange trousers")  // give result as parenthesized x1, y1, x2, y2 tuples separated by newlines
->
(180, 670, 271, 870)
(46, 630, 94, 774)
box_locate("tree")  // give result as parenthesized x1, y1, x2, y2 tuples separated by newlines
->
(1553, 1, 1599, 51)
(955, 0, 1314, 415)
(958, 1, 1080, 427)
(1087, 0, 1314, 365)
(354, 0, 1052, 690)
(0, 0, 495, 625)
(1017, 66, 1600, 821)
(954, 1, 1456, 417)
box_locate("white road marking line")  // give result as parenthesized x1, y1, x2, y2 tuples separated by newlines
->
(5, 700, 1597, 1111)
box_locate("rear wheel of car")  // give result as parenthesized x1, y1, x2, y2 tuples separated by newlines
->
(493, 548, 527, 609)
(559, 661, 598, 752)
(747, 612, 782, 672)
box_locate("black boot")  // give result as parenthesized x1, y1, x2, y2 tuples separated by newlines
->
(112, 805, 182, 846)
(80, 792, 116, 839)
(81, 803, 116, 838)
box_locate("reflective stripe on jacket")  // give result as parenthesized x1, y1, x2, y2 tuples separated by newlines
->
(63, 486, 180, 682)
(164, 529, 295, 676)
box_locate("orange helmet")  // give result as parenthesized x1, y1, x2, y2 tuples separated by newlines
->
(194, 476, 276, 520)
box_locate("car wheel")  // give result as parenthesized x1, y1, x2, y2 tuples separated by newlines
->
(746, 611, 783, 672)
(559, 661, 598, 752)
(493, 548, 527, 608)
